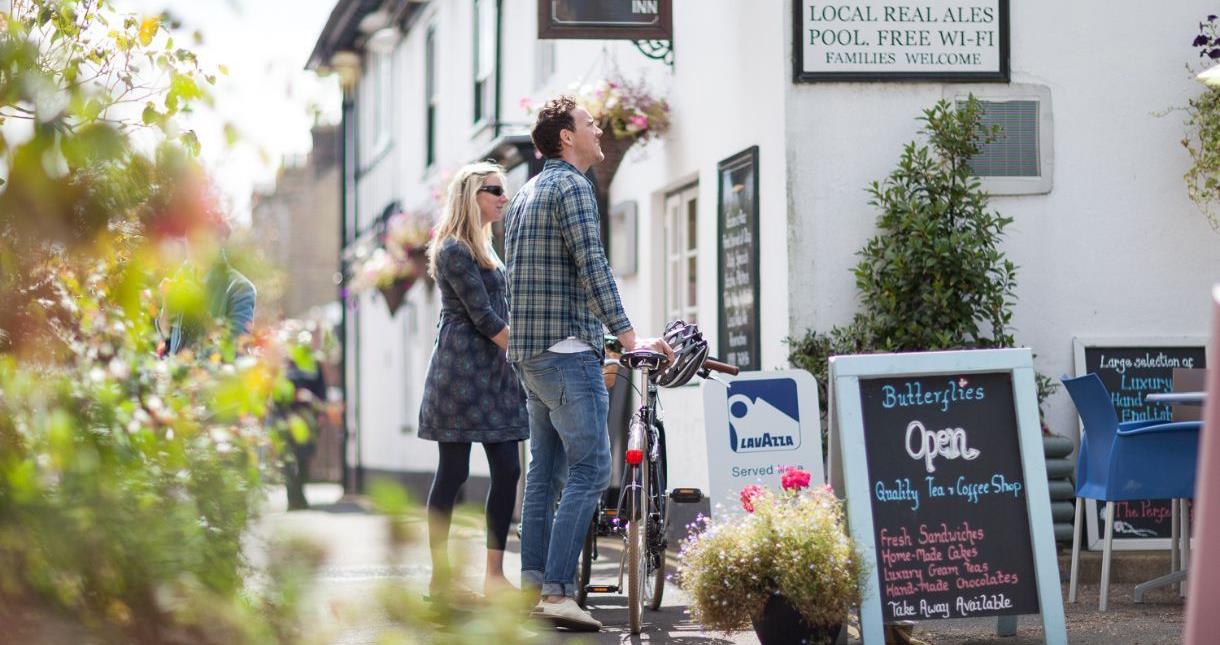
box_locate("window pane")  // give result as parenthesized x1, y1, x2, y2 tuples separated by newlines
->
(425, 29, 436, 100)
(687, 256, 697, 308)
(478, 0, 496, 78)
(669, 255, 680, 317)
(686, 197, 697, 251)
(534, 40, 555, 89)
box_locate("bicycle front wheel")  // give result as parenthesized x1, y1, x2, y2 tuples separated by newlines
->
(626, 458, 648, 634)
(647, 423, 668, 610)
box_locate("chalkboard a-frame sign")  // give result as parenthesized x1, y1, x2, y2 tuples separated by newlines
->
(1072, 336, 1207, 551)
(832, 349, 1066, 645)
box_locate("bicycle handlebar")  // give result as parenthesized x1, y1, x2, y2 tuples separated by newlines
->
(702, 358, 740, 376)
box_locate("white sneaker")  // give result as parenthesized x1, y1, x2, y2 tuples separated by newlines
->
(530, 597, 602, 631)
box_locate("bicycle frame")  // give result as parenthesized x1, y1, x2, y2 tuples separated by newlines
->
(618, 367, 660, 523)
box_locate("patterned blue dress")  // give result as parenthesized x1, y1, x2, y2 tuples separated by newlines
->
(418, 239, 529, 443)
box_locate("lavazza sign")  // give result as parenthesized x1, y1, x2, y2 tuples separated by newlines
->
(795, 1, 1009, 82)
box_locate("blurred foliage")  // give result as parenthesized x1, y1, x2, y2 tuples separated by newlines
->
(0, 1, 322, 641)
(0, 4, 555, 645)
(363, 481, 553, 645)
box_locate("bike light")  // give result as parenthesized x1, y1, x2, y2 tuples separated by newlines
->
(625, 449, 644, 465)
(669, 487, 704, 503)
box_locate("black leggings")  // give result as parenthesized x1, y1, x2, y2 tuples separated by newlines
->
(426, 441, 521, 551)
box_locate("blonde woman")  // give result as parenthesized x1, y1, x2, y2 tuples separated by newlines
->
(419, 161, 528, 600)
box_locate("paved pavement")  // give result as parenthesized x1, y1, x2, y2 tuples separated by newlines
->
(252, 485, 1185, 644)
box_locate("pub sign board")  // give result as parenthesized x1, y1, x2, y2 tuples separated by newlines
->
(538, 0, 672, 40)
(832, 349, 1065, 645)
(1072, 337, 1207, 551)
(794, 0, 1010, 82)
(717, 146, 761, 372)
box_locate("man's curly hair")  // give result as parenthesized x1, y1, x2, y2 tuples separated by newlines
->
(531, 95, 577, 159)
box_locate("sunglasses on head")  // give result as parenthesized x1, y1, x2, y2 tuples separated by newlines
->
(477, 185, 505, 197)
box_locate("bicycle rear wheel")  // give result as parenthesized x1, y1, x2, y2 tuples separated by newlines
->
(577, 516, 594, 608)
(626, 458, 648, 634)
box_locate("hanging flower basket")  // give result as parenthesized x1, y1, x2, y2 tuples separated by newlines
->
(580, 76, 669, 203)
(524, 75, 670, 194)
(345, 211, 433, 314)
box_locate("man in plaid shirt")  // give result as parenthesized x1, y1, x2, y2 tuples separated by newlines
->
(504, 96, 671, 631)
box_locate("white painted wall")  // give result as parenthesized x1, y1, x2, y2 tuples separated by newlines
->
(785, 1, 1220, 440)
(605, 0, 790, 493)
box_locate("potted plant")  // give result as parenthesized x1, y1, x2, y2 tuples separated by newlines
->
(678, 468, 864, 645)
(345, 211, 431, 314)
(1184, 15, 1220, 229)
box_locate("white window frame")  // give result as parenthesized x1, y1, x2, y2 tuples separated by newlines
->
(424, 24, 438, 169)
(534, 39, 555, 90)
(473, 0, 496, 126)
(946, 83, 1054, 196)
(369, 49, 393, 157)
(663, 184, 699, 325)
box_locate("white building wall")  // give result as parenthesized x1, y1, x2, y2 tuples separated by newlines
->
(786, 1, 1220, 440)
(604, 0, 791, 494)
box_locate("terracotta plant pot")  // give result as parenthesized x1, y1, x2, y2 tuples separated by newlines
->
(406, 246, 433, 289)
(378, 278, 413, 315)
(751, 594, 842, 645)
(591, 134, 638, 201)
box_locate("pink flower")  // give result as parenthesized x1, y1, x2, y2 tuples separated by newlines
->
(780, 467, 811, 492)
(519, 96, 535, 111)
(740, 484, 765, 513)
(630, 114, 649, 130)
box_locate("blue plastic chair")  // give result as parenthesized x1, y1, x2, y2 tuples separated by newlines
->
(1062, 373, 1202, 611)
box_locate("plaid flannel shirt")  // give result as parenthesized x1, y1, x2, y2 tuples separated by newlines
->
(504, 158, 632, 362)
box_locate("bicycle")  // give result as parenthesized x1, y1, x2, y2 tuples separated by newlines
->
(577, 321, 738, 634)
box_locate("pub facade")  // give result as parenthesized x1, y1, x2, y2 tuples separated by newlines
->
(309, 0, 1220, 509)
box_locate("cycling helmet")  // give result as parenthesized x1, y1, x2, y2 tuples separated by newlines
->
(652, 320, 709, 388)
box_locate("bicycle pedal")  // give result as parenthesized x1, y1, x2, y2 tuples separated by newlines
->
(669, 487, 704, 503)
(584, 584, 619, 594)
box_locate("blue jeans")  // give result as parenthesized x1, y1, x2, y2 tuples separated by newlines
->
(516, 351, 611, 598)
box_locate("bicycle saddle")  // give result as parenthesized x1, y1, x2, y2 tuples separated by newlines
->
(620, 349, 668, 371)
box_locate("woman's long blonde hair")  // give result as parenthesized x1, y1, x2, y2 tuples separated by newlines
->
(427, 161, 506, 277)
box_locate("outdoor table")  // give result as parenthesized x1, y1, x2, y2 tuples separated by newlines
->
(1145, 392, 1207, 406)
(1130, 391, 1207, 602)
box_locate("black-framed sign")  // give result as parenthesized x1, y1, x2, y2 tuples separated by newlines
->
(717, 146, 760, 372)
(1072, 337, 1207, 550)
(538, 0, 672, 40)
(831, 349, 1066, 644)
(793, 0, 1010, 83)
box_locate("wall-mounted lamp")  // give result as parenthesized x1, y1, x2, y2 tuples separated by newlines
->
(330, 50, 362, 95)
